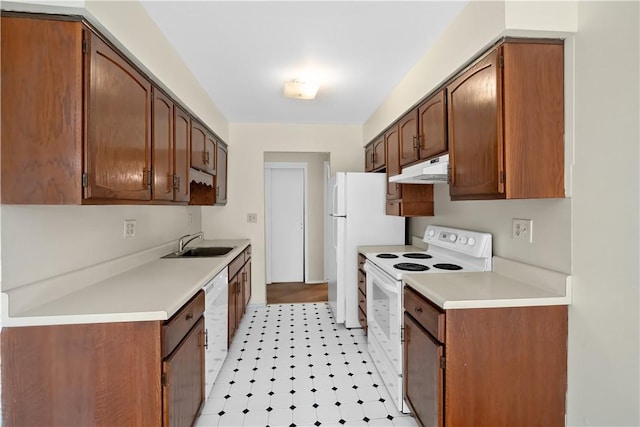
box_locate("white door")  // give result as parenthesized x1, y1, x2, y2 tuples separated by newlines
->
(269, 167, 305, 282)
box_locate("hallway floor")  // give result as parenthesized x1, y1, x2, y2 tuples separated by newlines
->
(267, 282, 328, 304)
(196, 303, 418, 427)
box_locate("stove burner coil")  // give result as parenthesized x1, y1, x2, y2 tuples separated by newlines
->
(433, 263, 463, 271)
(376, 253, 399, 259)
(393, 263, 430, 272)
(403, 253, 433, 259)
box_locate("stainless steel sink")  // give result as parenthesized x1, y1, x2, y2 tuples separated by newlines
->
(162, 246, 235, 258)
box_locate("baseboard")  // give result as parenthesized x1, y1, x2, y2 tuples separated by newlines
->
(305, 280, 327, 285)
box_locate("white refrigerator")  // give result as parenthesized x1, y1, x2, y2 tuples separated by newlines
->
(326, 172, 405, 328)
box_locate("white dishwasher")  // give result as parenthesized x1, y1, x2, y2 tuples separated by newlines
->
(203, 267, 229, 400)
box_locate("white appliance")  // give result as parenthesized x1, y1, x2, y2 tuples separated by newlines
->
(364, 225, 492, 413)
(203, 267, 229, 400)
(326, 172, 405, 328)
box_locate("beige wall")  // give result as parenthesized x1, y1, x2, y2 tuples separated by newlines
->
(264, 152, 330, 283)
(369, 1, 639, 425)
(201, 123, 363, 305)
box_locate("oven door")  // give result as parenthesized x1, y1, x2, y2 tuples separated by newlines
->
(364, 261, 403, 373)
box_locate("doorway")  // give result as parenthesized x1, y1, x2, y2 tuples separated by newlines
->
(264, 152, 330, 304)
(265, 163, 306, 283)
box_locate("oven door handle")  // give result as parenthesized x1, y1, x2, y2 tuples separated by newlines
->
(364, 262, 401, 295)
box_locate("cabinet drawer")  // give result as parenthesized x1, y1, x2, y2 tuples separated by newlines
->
(358, 270, 366, 296)
(386, 201, 400, 216)
(358, 254, 366, 271)
(163, 291, 205, 358)
(228, 252, 245, 279)
(403, 286, 445, 342)
(358, 289, 367, 315)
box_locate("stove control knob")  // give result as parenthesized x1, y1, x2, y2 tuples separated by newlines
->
(468, 237, 476, 246)
(449, 234, 457, 242)
(459, 236, 468, 245)
(427, 230, 435, 238)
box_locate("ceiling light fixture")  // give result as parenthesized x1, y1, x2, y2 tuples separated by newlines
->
(283, 79, 319, 100)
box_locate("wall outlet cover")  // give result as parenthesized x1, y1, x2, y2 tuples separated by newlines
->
(512, 218, 532, 242)
(124, 219, 136, 238)
(247, 213, 258, 223)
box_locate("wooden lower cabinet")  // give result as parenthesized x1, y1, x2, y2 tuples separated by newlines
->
(403, 286, 568, 427)
(1, 292, 206, 427)
(228, 246, 252, 347)
(357, 254, 367, 334)
(163, 317, 205, 427)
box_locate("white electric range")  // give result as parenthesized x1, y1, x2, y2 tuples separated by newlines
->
(364, 225, 492, 413)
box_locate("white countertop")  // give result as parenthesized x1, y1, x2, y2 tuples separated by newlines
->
(403, 256, 571, 309)
(2, 239, 250, 326)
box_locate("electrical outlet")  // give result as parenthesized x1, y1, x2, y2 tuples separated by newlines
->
(188, 213, 193, 226)
(124, 220, 136, 238)
(512, 218, 533, 242)
(247, 213, 258, 223)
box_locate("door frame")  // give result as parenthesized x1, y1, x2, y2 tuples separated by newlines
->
(264, 162, 308, 284)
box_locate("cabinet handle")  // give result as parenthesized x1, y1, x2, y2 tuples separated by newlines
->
(172, 175, 180, 190)
(204, 329, 209, 350)
(415, 307, 423, 313)
(185, 313, 194, 320)
(216, 186, 219, 197)
(202, 151, 208, 165)
(412, 136, 418, 150)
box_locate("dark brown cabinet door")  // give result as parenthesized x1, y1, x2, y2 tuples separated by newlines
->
(163, 317, 205, 427)
(447, 48, 504, 199)
(364, 143, 374, 172)
(173, 106, 191, 203)
(385, 126, 402, 200)
(190, 120, 207, 171)
(398, 110, 419, 167)
(228, 276, 238, 348)
(152, 88, 174, 202)
(1, 17, 84, 204)
(418, 90, 448, 160)
(373, 137, 386, 170)
(215, 143, 228, 205)
(205, 134, 216, 175)
(242, 260, 252, 311)
(85, 32, 152, 201)
(404, 313, 444, 427)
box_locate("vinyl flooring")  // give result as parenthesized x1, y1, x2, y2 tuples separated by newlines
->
(196, 303, 418, 427)
(267, 282, 328, 304)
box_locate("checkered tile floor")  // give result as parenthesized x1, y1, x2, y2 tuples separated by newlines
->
(196, 303, 417, 427)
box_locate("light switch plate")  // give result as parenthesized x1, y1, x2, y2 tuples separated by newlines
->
(512, 218, 532, 242)
(124, 219, 136, 238)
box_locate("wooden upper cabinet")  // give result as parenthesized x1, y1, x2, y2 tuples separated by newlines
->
(173, 106, 191, 203)
(447, 41, 564, 200)
(215, 143, 228, 205)
(190, 120, 216, 175)
(447, 48, 502, 200)
(373, 137, 385, 170)
(1, 17, 84, 204)
(384, 125, 402, 201)
(364, 143, 374, 172)
(398, 109, 419, 167)
(85, 31, 152, 201)
(418, 89, 448, 160)
(152, 88, 174, 202)
(205, 134, 217, 175)
(364, 138, 385, 172)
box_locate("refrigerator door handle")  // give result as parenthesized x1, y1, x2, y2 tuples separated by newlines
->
(332, 181, 339, 216)
(332, 217, 338, 249)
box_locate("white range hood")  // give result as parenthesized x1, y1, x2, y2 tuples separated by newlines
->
(389, 153, 449, 184)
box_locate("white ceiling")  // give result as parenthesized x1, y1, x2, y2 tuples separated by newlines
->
(141, 1, 467, 125)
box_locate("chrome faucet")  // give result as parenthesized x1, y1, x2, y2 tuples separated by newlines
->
(178, 232, 204, 252)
